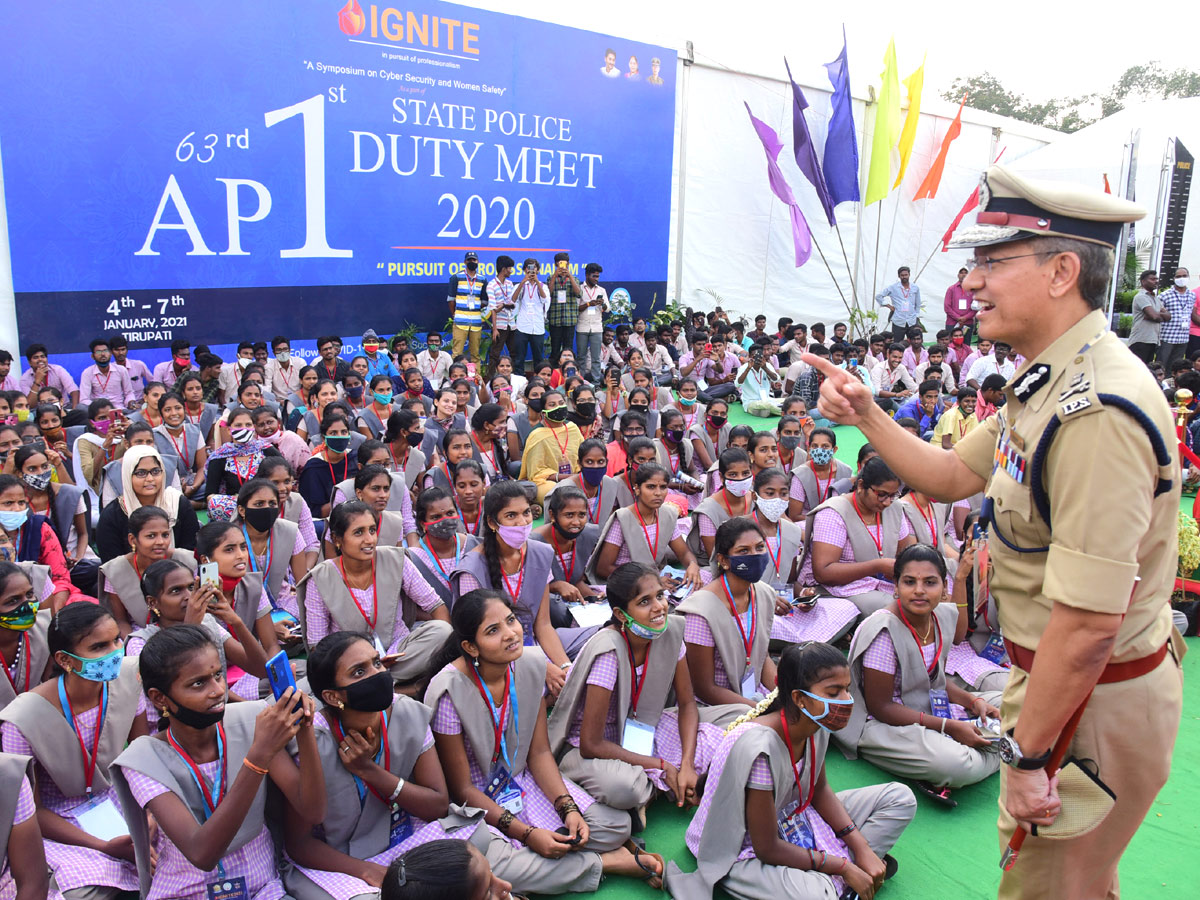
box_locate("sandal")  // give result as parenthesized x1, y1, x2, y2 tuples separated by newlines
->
(915, 781, 957, 808)
(884, 854, 899, 880)
(623, 838, 665, 890)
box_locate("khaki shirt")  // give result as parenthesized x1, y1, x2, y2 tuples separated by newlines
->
(953, 309, 1178, 663)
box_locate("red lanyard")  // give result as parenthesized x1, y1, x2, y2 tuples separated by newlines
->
(720, 574, 757, 665)
(388, 443, 409, 473)
(185, 404, 204, 425)
(165, 427, 189, 464)
(422, 534, 460, 580)
(337, 557, 378, 630)
(810, 462, 834, 504)
(548, 422, 570, 459)
(754, 512, 782, 577)
(500, 547, 526, 604)
(60, 680, 107, 795)
(779, 712, 818, 815)
(232, 455, 252, 484)
(166, 722, 228, 814)
(94, 369, 112, 395)
(851, 493, 884, 555)
(550, 529, 576, 583)
(331, 713, 391, 803)
(327, 455, 348, 489)
(634, 503, 659, 561)
(719, 489, 746, 517)
(472, 432, 498, 474)
(469, 663, 513, 764)
(460, 508, 483, 535)
(621, 628, 652, 717)
(1, 633, 30, 695)
(896, 605, 943, 675)
(911, 498, 938, 548)
(580, 479, 601, 524)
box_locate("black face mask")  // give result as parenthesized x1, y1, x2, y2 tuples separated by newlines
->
(339, 671, 394, 712)
(576, 401, 597, 420)
(629, 404, 649, 414)
(405, 431, 424, 447)
(552, 519, 583, 542)
(545, 406, 568, 423)
(528, 397, 546, 413)
(243, 505, 279, 533)
(166, 695, 226, 730)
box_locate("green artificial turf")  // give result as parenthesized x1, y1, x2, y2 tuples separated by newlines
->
(555, 405, 1200, 899)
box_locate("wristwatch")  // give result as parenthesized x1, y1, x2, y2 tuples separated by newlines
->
(997, 731, 1052, 770)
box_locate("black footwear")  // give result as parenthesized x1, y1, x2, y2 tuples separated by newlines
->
(884, 854, 899, 880)
(915, 781, 957, 807)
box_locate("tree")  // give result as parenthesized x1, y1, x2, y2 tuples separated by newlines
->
(1101, 63, 1200, 117)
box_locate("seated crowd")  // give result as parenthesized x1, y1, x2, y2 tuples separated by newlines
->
(0, 303, 1017, 900)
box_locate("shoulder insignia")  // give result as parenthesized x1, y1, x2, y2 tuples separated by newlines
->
(1012, 364, 1051, 402)
(1060, 396, 1092, 416)
(1057, 372, 1091, 403)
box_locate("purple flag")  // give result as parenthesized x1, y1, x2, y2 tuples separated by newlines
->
(745, 103, 812, 267)
(822, 29, 860, 205)
(785, 58, 836, 227)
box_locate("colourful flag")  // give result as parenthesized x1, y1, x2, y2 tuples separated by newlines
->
(893, 58, 925, 188)
(865, 39, 901, 206)
(913, 93, 966, 201)
(822, 28, 860, 206)
(941, 147, 1007, 250)
(785, 58, 835, 226)
(1103, 174, 1112, 194)
(745, 103, 813, 266)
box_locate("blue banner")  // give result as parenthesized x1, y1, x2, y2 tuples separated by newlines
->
(1, 0, 675, 369)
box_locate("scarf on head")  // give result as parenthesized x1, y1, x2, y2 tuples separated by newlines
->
(119, 445, 183, 526)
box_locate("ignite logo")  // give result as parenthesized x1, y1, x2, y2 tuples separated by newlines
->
(338, 0, 366, 35)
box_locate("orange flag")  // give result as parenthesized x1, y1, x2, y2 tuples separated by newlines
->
(913, 93, 967, 201)
(1103, 174, 1112, 194)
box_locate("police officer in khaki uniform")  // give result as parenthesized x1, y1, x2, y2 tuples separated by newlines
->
(804, 164, 1185, 900)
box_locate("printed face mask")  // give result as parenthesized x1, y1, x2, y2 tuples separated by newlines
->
(620, 608, 668, 640)
(726, 551, 770, 583)
(0, 601, 36, 631)
(275, 350, 291, 364)
(799, 689, 854, 732)
(755, 496, 789, 523)
(545, 406, 568, 423)
(725, 476, 753, 497)
(231, 428, 255, 444)
(664, 428, 684, 443)
(62, 646, 125, 682)
(425, 517, 460, 540)
(22, 471, 52, 492)
(809, 447, 835, 466)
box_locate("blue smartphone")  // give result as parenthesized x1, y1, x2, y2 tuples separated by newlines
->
(264, 650, 302, 711)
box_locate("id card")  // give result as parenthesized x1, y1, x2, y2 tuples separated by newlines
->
(389, 807, 415, 848)
(484, 764, 524, 814)
(959, 298, 968, 311)
(929, 688, 951, 719)
(207, 877, 249, 900)
(558, 459, 573, 477)
(70, 795, 129, 842)
(621, 718, 657, 756)
(556, 289, 567, 304)
(980, 633, 1010, 666)
(777, 802, 815, 849)
(773, 582, 793, 605)
(740, 670, 758, 700)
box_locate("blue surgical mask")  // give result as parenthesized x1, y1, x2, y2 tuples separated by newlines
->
(373, 391, 393, 405)
(0, 508, 28, 531)
(810, 447, 835, 466)
(62, 646, 125, 682)
(798, 689, 853, 732)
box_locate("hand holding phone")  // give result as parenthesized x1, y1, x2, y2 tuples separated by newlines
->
(265, 650, 303, 713)
(199, 562, 220, 589)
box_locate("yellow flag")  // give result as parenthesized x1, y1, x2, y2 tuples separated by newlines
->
(865, 39, 900, 206)
(893, 58, 926, 188)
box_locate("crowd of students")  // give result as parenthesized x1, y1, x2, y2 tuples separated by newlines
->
(0, 307, 1015, 900)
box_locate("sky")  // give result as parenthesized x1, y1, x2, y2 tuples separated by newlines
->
(460, 0, 1183, 107)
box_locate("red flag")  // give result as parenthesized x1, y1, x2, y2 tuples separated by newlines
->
(941, 147, 1007, 251)
(1103, 174, 1112, 194)
(913, 93, 966, 201)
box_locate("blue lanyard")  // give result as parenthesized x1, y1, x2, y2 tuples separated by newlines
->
(419, 535, 461, 576)
(165, 725, 226, 821)
(474, 664, 519, 771)
(57, 677, 108, 796)
(342, 711, 389, 808)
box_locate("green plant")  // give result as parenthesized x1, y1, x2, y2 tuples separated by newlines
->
(1113, 289, 1136, 314)
(849, 307, 881, 340)
(1117, 313, 1133, 336)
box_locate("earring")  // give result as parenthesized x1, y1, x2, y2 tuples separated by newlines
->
(471, 655, 480, 668)
(160, 707, 169, 720)
(336, 700, 345, 710)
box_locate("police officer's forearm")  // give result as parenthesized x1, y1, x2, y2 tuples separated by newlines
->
(1011, 603, 1122, 754)
(856, 403, 985, 501)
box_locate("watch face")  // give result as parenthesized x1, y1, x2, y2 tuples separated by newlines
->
(998, 735, 1017, 766)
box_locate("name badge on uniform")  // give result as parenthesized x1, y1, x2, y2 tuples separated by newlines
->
(929, 689, 951, 719)
(558, 459, 573, 478)
(777, 802, 816, 848)
(621, 718, 656, 756)
(556, 289, 567, 305)
(207, 877, 249, 900)
(389, 807, 415, 848)
(980, 633, 1010, 667)
(484, 764, 524, 814)
(70, 795, 129, 841)
(740, 670, 758, 700)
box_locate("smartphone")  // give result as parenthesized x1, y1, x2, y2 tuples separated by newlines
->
(199, 562, 219, 588)
(849, 359, 858, 369)
(704, 343, 713, 354)
(466, 362, 476, 377)
(264, 650, 303, 711)
(794, 587, 819, 610)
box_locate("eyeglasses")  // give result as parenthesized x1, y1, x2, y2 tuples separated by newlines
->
(870, 487, 900, 502)
(133, 467, 163, 478)
(965, 252, 1045, 274)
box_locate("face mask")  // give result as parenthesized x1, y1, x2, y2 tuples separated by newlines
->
(727, 551, 770, 583)
(92, 418, 112, 436)
(707, 414, 727, 429)
(237, 357, 252, 370)
(231, 427, 254, 444)
(581, 465, 607, 487)
(0, 601, 36, 631)
(0, 509, 28, 531)
(326, 435, 351, 454)
(373, 392, 393, 405)
(339, 670, 394, 712)
(243, 506, 279, 533)
(679, 395, 696, 407)
(347, 385, 365, 400)
(629, 404, 649, 414)
(755, 496, 789, 523)
(425, 517, 460, 540)
(799, 689, 854, 732)
(953, 336, 964, 345)
(363, 343, 380, 355)
(167, 694, 225, 729)
(552, 519, 583, 542)
(22, 471, 51, 492)
(576, 401, 597, 420)
(528, 397, 546, 413)
(405, 431, 423, 448)
(780, 434, 802, 451)
(496, 522, 532, 548)
(15, 409, 29, 423)
(1176, 278, 1189, 288)
(545, 406, 568, 424)
(664, 428, 684, 444)
(62, 646, 125, 682)
(275, 350, 291, 364)
(619, 608, 669, 640)
(725, 476, 752, 497)
(810, 446, 835, 466)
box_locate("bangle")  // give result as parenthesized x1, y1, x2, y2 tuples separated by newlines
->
(955, 602, 968, 608)
(831, 855, 848, 875)
(939, 716, 947, 734)
(834, 822, 857, 839)
(497, 809, 515, 834)
(243, 758, 269, 776)
(519, 824, 536, 845)
(388, 776, 406, 803)
(918, 712, 926, 727)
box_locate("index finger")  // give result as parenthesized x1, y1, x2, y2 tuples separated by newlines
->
(800, 352, 843, 380)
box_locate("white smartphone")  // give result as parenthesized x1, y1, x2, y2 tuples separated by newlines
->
(199, 562, 219, 588)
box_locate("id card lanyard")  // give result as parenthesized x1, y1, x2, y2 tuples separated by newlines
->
(896, 606, 943, 677)
(778, 711, 817, 816)
(58, 676, 108, 797)
(166, 723, 233, 880)
(470, 663, 519, 771)
(621, 629, 652, 719)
